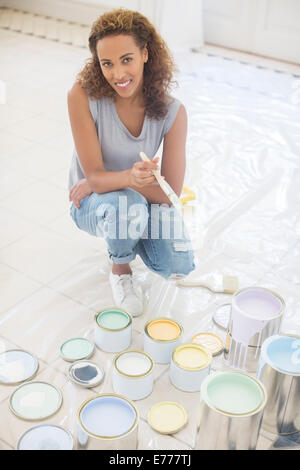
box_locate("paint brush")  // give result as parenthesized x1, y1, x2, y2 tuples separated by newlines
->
(176, 274, 239, 294)
(139, 151, 183, 213)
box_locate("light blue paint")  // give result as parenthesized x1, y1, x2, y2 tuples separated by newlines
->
(80, 395, 137, 438)
(264, 335, 300, 375)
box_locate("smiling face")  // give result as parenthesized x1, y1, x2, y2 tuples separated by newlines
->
(96, 34, 148, 103)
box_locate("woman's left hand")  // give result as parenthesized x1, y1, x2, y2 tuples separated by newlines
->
(69, 178, 93, 209)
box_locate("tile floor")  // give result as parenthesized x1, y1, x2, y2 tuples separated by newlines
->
(1, 22, 300, 451)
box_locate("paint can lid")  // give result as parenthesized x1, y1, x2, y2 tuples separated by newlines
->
(0, 349, 39, 385)
(147, 401, 187, 434)
(213, 303, 231, 330)
(10, 382, 63, 421)
(192, 332, 223, 356)
(68, 360, 104, 388)
(60, 338, 95, 362)
(17, 424, 74, 450)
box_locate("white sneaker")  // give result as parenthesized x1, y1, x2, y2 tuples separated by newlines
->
(109, 272, 144, 317)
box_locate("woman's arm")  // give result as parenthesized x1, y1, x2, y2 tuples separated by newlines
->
(129, 104, 188, 204)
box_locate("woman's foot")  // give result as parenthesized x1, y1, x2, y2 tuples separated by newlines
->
(109, 268, 144, 317)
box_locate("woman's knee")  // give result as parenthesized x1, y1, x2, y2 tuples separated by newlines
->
(93, 189, 149, 240)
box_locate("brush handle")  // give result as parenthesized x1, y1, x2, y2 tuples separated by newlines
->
(139, 152, 183, 212)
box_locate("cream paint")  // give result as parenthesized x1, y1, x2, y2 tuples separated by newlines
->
(174, 345, 209, 369)
(227, 288, 283, 370)
(147, 319, 181, 341)
(192, 333, 223, 356)
(148, 402, 187, 434)
(116, 352, 151, 376)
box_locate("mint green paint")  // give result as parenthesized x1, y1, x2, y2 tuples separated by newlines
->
(11, 383, 62, 420)
(204, 372, 264, 415)
(60, 338, 94, 361)
(97, 310, 130, 330)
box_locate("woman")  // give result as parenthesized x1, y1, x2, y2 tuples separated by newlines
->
(68, 8, 195, 317)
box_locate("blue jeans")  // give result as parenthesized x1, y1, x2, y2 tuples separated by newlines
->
(69, 188, 195, 280)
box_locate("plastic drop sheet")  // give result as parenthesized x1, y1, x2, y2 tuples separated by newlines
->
(1, 51, 300, 451)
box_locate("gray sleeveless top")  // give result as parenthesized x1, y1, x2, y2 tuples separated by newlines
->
(68, 95, 182, 190)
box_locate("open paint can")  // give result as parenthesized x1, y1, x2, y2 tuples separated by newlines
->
(192, 333, 223, 357)
(257, 334, 300, 435)
(224, 287, 284, 372)
(195, 371, 267, 450)
(170, 343, 212, 392)
(144, 318, 183, 364)
(113, 350, 154, 400)
(94, 308, 132, 353)
(77, 394, 138, 450)
(17, 424, 74, 450)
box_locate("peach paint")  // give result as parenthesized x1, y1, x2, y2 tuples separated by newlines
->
(147, 319, 181, 341)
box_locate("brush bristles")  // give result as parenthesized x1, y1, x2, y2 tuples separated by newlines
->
(223, 276, 239, 294)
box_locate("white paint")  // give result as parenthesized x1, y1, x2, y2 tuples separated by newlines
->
(113, 351, 154, 400)
(116, 352, 151, 376)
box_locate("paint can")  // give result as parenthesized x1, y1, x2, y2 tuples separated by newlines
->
(195, 371, 267, 450)
(257, 334, 300, 435)
(169, 343, 212, 392)
(112, 350, 154, 400)
(77, 394, 138, 450)
(224, 287, 284, 372)
(94, 308, 132, 353)
(192, 332, 223, 357)
(144, 318, 183, 364)
(17, 424, 74, 450)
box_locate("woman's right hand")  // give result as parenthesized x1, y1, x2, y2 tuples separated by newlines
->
(127, 156, 160, 188)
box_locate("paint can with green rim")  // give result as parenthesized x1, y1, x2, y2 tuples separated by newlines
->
(94, 308, 132, 353)
(195, 371, 267, 450)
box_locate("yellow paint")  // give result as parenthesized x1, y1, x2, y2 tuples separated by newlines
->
(148, 402, 187, 434)
(180, 186, 196, 205)
(147, 319, 181, 341)
(174, 344, 211, 369)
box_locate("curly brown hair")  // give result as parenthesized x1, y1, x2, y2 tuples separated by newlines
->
(76, 8, 178, 120)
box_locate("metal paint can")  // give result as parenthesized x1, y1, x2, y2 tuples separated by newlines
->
(224, 287, 284, 372)
(195, 371, 267, 450)
(94, 308, 132, 353)
(170, 343, 212, 392)
(257, 334, 300, 435)
(77, 394, 138, 450)
(144, 318, 183, 364)
(112, 350, 154, 400)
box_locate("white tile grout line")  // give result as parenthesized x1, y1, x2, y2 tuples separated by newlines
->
(0, 7, 89, 48)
